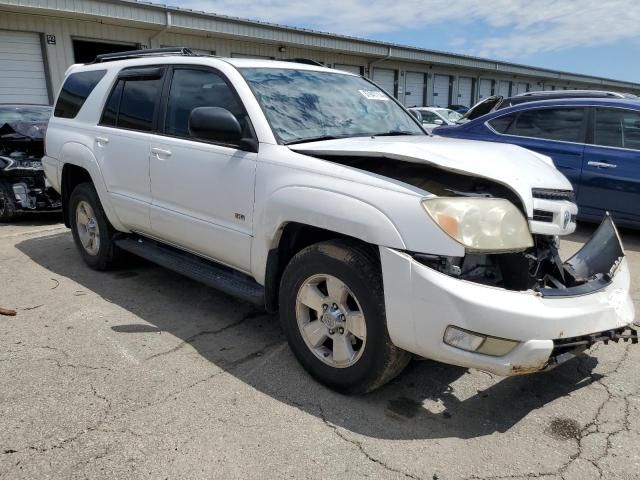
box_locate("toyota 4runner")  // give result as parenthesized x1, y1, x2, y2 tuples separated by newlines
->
(43, 48, 637, 393)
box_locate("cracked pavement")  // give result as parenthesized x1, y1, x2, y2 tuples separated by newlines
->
(1, 219, 639, 479)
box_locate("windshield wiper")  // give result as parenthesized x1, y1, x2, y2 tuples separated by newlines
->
(284, 135, 343, 145)
(369, 130, 421, 137)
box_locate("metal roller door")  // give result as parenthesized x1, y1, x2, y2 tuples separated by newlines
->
(498, 80, 511, 97)
(334, 64, 362, 75)
(515, 82, 529, 95)
(373, 68, 396, 97)
(403, 71, 426, 107)
(478, 79, 493, 100)
(457, 77, 473, 107)
(0, 30, 49, 104)
(432, 74, 451, 107)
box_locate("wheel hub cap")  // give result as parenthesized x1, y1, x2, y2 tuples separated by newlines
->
(76, 200, 101, 256)
(295, 274, 367, 368)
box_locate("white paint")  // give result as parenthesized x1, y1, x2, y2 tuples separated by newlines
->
(432, 74, 450, 107)
(478, 78, 493, 100)
(457, 76, 473, 107)
(403, 71, 425, 107)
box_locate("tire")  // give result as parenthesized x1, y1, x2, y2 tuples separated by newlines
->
(279, 239, 411, 394)
(0, 182, 18, 222)
(69, 182, 120, 270)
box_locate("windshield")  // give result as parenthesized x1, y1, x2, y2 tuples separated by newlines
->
(240, 68, 423, 144)
(0, 106, 51, 124)
(434, 108, 463, 122)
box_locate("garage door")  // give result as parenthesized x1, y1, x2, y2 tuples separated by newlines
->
(432, 74, 450, 107)
(478, 79, 493, 100)
(334, 64, 362, 75)
(373, 68, 396, 97)
(457, 77, 473, 107)
(498, 80, 511, 97)
(515, 82, 529, 95)
(0, 30, 49, 104)
(403, 71, 425, 107)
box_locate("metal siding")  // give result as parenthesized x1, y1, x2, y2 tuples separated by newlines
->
(432, 74, 450, 107)
(403, 71, 425, 107)
(334, 64, 361, 75)
(457, 76, 473, 107)
(0, 29, 49, 103)
(478, 79, 493, 100)
(372, 68, 396, 97)
(497, 80, 511, 97)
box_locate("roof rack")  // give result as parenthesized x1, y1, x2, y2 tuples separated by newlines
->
(280, 58, 324, 66)
(91, 47, 195, 64)
(516, 90, 633, 99)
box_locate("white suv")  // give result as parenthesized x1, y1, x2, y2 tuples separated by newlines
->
(43, 48, 636, 393)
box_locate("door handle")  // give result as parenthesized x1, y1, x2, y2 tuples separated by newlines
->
(95, 136, 109, 145)
(151, 147, 172, 158)
(587, 161, 617, 169)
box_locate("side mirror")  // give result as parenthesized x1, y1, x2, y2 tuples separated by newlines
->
(409, 110, 422, 122)
(433, 118, 445, 125)
(189, 107, 242, 143)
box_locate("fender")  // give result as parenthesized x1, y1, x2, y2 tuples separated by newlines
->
(60, 142, 128, 232)
(251, 185, 406, 284)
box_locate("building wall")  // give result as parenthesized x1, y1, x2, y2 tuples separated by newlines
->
(0, 9, 637, 106)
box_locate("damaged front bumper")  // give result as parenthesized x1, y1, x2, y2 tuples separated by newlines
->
(380, 216, 636, 376)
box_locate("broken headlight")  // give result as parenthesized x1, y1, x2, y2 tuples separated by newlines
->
(422, 197, 533, 252)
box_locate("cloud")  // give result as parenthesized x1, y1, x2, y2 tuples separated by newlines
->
(174, 0, 640, 58)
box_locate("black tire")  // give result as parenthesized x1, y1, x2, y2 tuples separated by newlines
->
(0, 182, 18, 222)
(69, 182, 120, 270)
(279, 239, 411, 394)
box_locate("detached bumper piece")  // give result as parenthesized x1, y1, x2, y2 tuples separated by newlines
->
(539, 214, 623, 297)
(546, 325, 639, 370)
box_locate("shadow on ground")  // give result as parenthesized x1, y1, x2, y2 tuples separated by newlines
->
(17, 232, 603, 441)
(568, 221, 640, 253)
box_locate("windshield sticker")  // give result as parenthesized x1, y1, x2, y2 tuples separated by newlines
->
(358, 90, 390, 101)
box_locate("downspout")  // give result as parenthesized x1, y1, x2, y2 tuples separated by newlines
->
(367, 46, 391, 78)
(149, 10, 172, 48)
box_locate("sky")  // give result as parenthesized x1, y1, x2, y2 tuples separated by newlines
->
(163, 0, 640, 83)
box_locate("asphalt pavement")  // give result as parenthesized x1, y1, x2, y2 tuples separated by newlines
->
(1, 217, 639, 479)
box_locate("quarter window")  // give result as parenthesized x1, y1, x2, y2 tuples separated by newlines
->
(165, 68, 245, 138)
(507, 108, 585, 142)
(488, 114, 516, 133)
(593, 108, 640, 151)
(54, 70, 106, 119)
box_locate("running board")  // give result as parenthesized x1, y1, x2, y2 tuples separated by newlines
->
(115, 236, 265, 306)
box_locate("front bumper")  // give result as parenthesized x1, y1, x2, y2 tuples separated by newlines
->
(380, 222, 636, 376)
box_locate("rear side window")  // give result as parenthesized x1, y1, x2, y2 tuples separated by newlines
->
(488, 113, 516, 133)
(54, 70, 106, 118)
(165, 68, 245, 138)
(99, 67, 164, 132)
(593, 108, 640, 151)
(507, 108, 585, 142)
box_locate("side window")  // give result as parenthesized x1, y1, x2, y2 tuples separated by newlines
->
(54, 70, 106, 119)
(99, 69, 164, 132)
(508, 108, 585, 142)
(165, 68, 245, 138)
(421, 111, 439, 123)
(488, 113, 516, 133)
(594, 108, 640, 151)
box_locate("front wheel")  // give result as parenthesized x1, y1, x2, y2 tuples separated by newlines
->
(279, 239, 410, 394)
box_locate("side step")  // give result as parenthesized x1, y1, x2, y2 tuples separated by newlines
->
(115, 236, 265, 306)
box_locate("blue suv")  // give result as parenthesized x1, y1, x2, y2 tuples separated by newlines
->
(434, 98, 640, 228)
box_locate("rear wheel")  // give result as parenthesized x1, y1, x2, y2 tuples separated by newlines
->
(279, 239, 410, 394)
(69, 182, 120, 270)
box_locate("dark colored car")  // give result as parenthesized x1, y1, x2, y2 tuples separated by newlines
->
(434, 97, 640, 228)
(447, 104, 470, 114)
(0, 105, 61, 221)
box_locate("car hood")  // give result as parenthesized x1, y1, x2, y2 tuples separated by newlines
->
(289, 134, 572, 216)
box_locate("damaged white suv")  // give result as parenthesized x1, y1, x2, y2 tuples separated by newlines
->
(43, 48, 637, 393)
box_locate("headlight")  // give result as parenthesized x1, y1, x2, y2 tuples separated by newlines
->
(422, 197, 533, 252)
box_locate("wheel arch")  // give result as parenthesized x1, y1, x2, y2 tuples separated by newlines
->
(59, 142, 126, 231)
